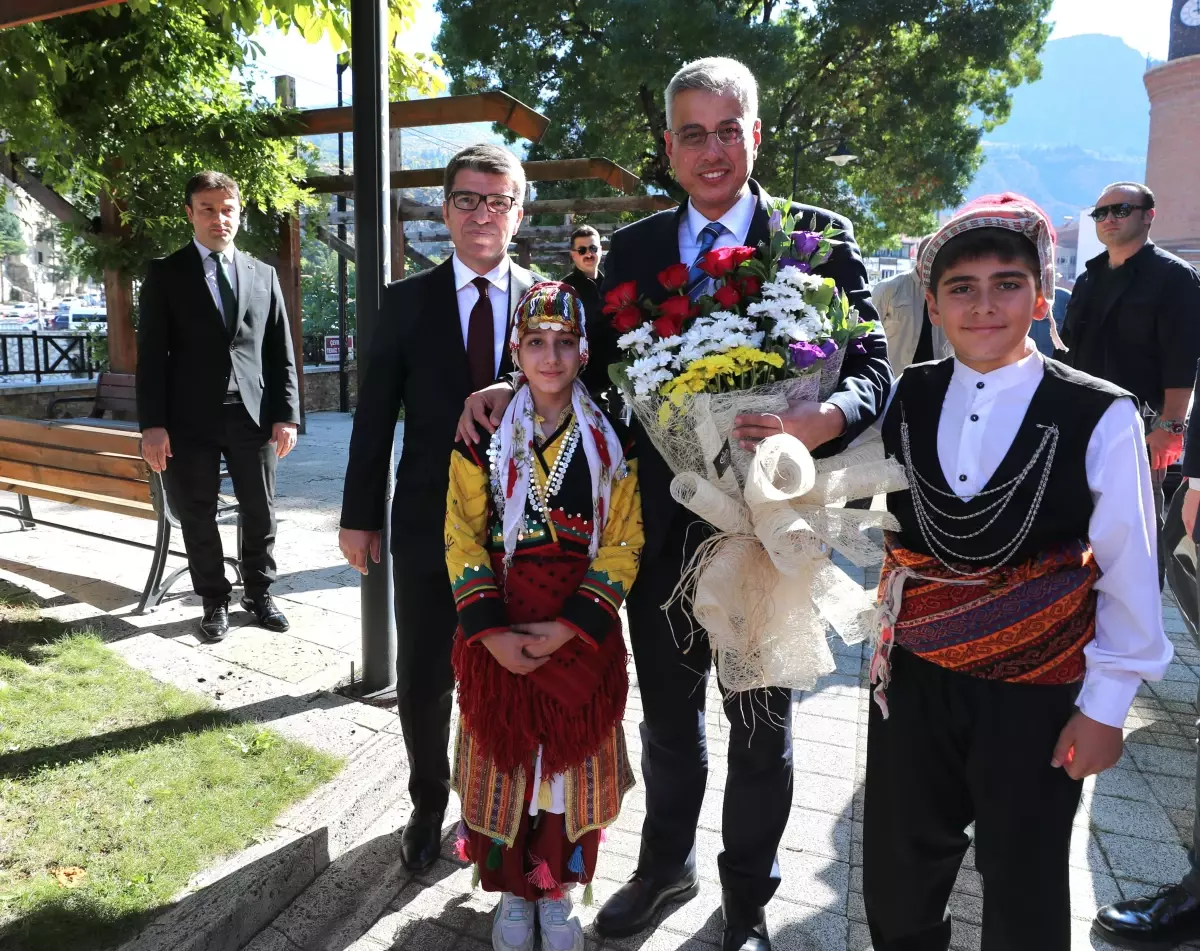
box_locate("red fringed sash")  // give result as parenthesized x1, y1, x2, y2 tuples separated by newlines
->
(452, 550, 628, 776)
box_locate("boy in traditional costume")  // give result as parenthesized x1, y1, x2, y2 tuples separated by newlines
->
(863, 194, 1174, 950)
(445, 282, 642, 951)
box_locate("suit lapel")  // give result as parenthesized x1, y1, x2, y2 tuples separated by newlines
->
(500, 264, 534, 377)
(430, 259, 472, 396)
(745, 180, 772, 251)
(233, 250, 254, 333)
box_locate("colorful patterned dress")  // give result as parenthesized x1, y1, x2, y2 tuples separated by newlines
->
(445, 412, 642, 899)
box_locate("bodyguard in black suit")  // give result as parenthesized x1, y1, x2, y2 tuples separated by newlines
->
(137, 171, 300, 642)
(459, 59, 891, 951)
(338, 145, 537, 872)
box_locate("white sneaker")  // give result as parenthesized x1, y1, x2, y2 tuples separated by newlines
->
(537, 893, 584, 951)
(493, 892, 536, 951)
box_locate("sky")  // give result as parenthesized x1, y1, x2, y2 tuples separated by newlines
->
(246, 0, 1176, 110)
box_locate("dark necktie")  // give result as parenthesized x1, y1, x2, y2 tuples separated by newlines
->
(466, 276, 496, 390)
(686, 221, 729, 300)
(210, 250, 238, 334)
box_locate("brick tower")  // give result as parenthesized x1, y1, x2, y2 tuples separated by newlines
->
(1144, 0, 1200, 267)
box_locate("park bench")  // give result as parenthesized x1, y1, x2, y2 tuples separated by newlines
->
(46, 370, 138, 420)
(0, 415, 240, 613)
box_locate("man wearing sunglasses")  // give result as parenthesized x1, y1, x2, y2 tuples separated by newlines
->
(561, 224, 605, 330)
(1061, 182, 1200, 587)
(339, 143, 538, 875)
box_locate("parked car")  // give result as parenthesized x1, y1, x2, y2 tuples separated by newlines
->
(53, 306, 107, 333)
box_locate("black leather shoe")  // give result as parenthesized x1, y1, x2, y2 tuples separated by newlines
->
(400, 809, 445, 872)
(199, 599, 230, 642)
(240, 593, 289, 632)
(1094, 884, 1200, 949)
(594, 869, 700, 938)
(722, 896, 771, 951)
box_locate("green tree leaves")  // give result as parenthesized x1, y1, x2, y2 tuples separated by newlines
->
(435, 0, 1051, 248)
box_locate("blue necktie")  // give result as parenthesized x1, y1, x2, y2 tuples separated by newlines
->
(686, 221, 728, 300)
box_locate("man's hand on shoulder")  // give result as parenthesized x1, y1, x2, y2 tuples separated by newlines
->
(141, 427, 172, 473)
(456, 381, 516, 445)
(271, 422, 298, 458)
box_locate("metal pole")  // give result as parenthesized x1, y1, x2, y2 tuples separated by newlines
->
(337, 54, 350, 415)
(352, 0, 397, 694)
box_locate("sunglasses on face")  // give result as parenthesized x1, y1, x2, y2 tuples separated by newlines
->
(1089, 202, 1149, 222)
(572, 245, 599, 255)
(448, 191, 518, 214)
(670, 122, 746, 150)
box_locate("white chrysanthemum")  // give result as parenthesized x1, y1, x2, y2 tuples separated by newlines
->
(617, 325, 654, 354)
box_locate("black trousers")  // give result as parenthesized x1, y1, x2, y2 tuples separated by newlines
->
(626, 517, 794, 913)
(393, 541, 457, 817)
(165, 404, 277, 602)
(863, 648, 1084, 951)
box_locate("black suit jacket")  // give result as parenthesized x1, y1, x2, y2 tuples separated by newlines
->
(339, 257, 538, 556)
(136, 243, 300, 437)
(591, 179, 892, 557)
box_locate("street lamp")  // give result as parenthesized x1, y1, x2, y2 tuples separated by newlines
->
(791, 136, 859, 200)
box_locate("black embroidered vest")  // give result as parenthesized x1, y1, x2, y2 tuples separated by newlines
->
(881, 358, 1130, 566)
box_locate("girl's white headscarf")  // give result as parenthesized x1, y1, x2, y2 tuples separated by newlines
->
(487, 282, 628, 569)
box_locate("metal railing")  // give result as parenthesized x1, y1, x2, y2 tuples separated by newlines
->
(0, 332, 101, 383)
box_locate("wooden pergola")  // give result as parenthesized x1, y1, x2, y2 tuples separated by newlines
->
(1, 0, 127, 27)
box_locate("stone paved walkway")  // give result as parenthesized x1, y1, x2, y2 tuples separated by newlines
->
(2, 411, 1199, 950)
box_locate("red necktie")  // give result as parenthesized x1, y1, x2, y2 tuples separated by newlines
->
(466, 276, 495, 390)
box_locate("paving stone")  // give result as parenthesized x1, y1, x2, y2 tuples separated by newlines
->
(1097, 832, 1191, 884)
(1148, 774, 1198, 811)
(1088, 794, 1178, 841)
(1126, 743, 1198, 778)
(781, 807, 853, 862)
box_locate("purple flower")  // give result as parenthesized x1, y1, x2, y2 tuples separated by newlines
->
(768, 209, 784, 233)
(778, 257, 811, 273)
(790, 230, 822, 257)
(789, 341, 828, 370)
(853, 340, 867, 354)
(819, 338, 838, 357)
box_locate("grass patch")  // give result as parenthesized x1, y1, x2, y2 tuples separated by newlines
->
(0, 581, 343, 951)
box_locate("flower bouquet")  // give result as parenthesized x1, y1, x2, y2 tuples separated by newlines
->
(604, 198, 906, 695)
(606, 198, 875, 497)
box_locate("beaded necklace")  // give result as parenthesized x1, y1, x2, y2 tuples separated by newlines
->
(529, 420, 580, 515)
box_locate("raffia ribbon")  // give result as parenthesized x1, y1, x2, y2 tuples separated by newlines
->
(668, 432, 909, 693)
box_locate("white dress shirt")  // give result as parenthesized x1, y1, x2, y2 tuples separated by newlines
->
(453, 253, 511, 376)
(194, 238, 238, 319)
(678, 188, 758, 296)
(880, 349, 1173, 728)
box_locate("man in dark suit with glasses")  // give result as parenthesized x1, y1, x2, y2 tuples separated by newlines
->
(1061, 181, 1200, 584)
(561, 224, 605, 330)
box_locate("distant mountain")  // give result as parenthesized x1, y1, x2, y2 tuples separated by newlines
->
(961, 34, 1153, 220)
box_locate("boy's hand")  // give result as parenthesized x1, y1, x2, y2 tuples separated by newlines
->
(732, 400, 847, 452)
(511, 620, 576, 658)
(1051, 710, 1124, 780)
(482, 630, 550, 675)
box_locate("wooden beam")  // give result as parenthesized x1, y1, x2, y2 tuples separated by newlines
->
(0, 0, 125, 29)
(285, 92, 549, 143)
(0, 154, 92, 229)
(305, 158, 644, 196)
(98, 187, 136, 374)
(410, 225, 616, 243)
(314, 225, 439, 272)
(389, 130, 405, 280)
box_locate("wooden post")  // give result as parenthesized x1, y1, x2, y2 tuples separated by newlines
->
(515, 237, 533, 270)
(389, 129, 405, 280)
(275, 75, 306, 431)
(98, 183, 136, 374)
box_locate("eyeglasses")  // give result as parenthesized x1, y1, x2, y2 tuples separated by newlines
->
(572, 245, 600, 255)
(1089, 202, 1150, 222)
(448, 191, 519, 214)
(670, 122, 745, 150)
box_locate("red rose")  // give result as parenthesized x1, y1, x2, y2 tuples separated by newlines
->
(653, 314, 684, 338)
(603, 280, 638, 315)
(739, 275, 763, 296)
(658, 294, 696, 324)
(728, 246, 757, 267)
(698, 246, 738, 278)
(506, 458, 518, 498)
(611, 305, 643, 333)
(712, 283, 742, 308)
(658, 263, 691, 291)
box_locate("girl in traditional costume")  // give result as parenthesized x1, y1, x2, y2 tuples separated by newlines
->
(445, 281, 642, 951)
(863, 194, 1174, 950)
